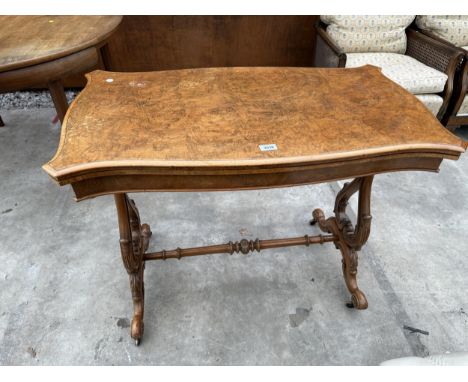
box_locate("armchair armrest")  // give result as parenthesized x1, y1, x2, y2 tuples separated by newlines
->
(409, 26, 468, 126)
(314, 22, 347, 68)
(406, 28, 465, 121)
(405, 29, 464, 76)
(450, 59, 468, 120)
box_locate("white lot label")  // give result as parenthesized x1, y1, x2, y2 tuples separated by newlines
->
(259, 144, 278, 152)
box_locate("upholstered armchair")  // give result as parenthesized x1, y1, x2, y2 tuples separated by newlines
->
(315, 15, 464, 126)
(414, 16, 468, 128)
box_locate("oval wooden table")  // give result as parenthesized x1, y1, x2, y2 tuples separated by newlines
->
(43, 66, 467, 346)
(0, 15, 122, 126)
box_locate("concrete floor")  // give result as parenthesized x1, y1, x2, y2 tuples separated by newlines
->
(0, 108, 468, 365)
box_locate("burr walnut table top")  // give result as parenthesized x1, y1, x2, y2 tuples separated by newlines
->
(43, 66, 467, 200)
(0, 16, 122, 72)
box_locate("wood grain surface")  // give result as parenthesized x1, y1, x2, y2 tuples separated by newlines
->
(0, 16, 122, 73)
(104, 16, 318, 72)
(43, 66, 467, 196)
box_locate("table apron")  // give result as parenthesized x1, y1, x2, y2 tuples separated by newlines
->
(0, 47, 98, 91)
(70, 155, 443, 200)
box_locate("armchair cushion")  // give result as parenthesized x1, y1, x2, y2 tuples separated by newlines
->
(345, 53, 448, 94)
(321, 15, 415, 53)
(416, 16, 468, 48)
(414, 94, 444, 116)
(458, 95, 468, 116)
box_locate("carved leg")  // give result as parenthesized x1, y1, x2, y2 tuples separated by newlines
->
(312, 176, 373, 309)
(114, 193, 152, 345)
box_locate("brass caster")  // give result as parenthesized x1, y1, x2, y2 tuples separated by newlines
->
(345, 301, 354, 309)
(309, 218, 317, 226)
(135, 338, 141, 346)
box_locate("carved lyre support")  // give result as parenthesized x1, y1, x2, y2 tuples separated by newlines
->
(113, 178, 373, 344)
(114, 193, 152, 346)
(311, 176, 374, 309)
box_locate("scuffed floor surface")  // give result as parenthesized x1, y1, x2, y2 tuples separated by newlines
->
(0, 109, 467, 365)
(0, 90, 78, 110)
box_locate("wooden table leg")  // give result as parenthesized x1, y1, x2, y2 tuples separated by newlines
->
(1, 80, 68, 127)
(48, 79, 69, 124)
(311, 176, 374, 309)
(99, 44, 113, 70)
(114, 193, 152, 346)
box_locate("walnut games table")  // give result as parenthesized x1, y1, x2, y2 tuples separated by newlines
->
(43, 66, 467, 345)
